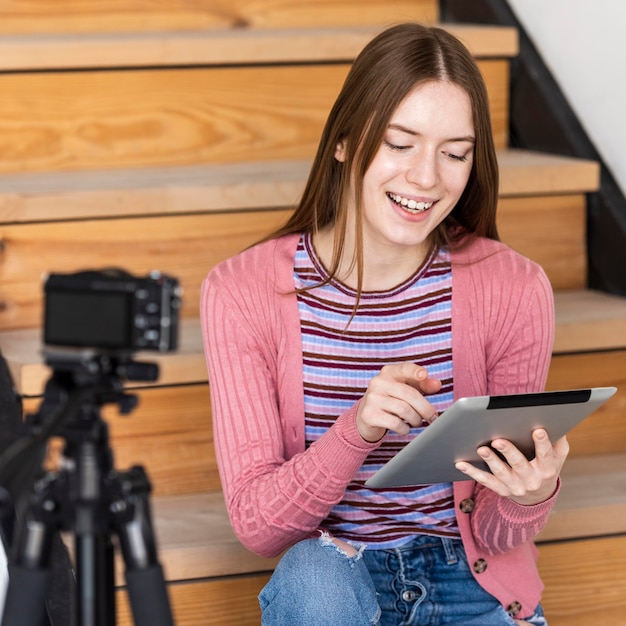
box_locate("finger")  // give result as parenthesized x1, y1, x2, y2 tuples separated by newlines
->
(402, 363, 443, 396)
(454, 458, 511, 497)
(374, 377, 439, 424)
(531, 428, 554, 456)
(532, 430, 569, 464)
(384, 362, 442, 395)
(489, 439, 532, 474)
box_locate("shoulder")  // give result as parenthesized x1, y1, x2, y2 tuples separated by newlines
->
(205, 234, 300, 291)
(450, 236, 549, 287)
(450, 236, 554, 330)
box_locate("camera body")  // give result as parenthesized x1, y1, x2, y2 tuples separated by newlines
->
(44, 269, 181, 353)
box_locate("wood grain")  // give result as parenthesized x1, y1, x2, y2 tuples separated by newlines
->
(498, 194, 586, 289)
(538, 454, 626, 542)
(547, 351, 626, 456)
(0, 190, 583, 332)
(553, 289, 626, 353)
(0, 0, 439, 34)
(117, 574, 272, 626)
(0, 150, 597, 225)
(0, 210, 291, 330)
(0, 25, 518, 72)
(538, 535, 626, 626)
(0, 61, 508, 175)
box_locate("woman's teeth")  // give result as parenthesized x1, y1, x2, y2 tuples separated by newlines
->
(388, 193, 433, 214)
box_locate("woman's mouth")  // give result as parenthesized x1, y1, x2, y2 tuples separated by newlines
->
(387, 192, 434, 214)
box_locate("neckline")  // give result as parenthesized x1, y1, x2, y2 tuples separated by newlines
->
(302, 232, 441, 299)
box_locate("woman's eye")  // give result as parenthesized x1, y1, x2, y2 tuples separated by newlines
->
(384, 140, 410, 152)
(447, 152, 469, 162)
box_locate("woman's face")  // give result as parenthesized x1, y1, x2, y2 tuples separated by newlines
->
(339, 80, 475, 262)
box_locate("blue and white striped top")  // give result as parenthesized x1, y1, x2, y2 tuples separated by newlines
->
(295, 232, 459, 548)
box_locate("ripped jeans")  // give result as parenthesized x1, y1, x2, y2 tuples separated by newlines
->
(259, 534, 546, 626)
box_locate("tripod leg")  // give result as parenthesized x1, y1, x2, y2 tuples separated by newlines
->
(112, 467, 174, 626)
(2, 515, 54, 626)
(74, 532, 115, 626)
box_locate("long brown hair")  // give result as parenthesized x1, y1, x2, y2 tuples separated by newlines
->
(267, 22, 499, 290)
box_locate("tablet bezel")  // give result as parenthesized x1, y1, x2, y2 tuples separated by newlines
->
(364, 387, 617, 488)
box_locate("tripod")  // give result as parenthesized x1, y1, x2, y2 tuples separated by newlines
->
(0, 351, 175, 626)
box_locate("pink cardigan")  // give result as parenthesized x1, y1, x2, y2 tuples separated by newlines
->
(201, 233, 558, 617)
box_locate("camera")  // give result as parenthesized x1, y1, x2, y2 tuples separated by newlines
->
(43, 268, 182, 353)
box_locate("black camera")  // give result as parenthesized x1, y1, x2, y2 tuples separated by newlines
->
(43, 269, 182, 353)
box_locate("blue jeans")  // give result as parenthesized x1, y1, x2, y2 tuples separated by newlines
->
(259, 534, 546, 625)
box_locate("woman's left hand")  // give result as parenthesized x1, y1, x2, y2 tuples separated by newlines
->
(455, 429, 570, 506)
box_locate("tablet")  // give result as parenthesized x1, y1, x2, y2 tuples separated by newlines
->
(365, 387, 617, 488)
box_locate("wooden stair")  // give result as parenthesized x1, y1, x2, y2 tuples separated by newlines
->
(0, 1, 624, 624)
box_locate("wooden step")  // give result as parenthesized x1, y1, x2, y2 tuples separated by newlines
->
(0, 0, 440, 36)
(0, 61, 510, 176)
(498, 149, 599, 196)
(548, 349, 626, 457)
(0, 149, 596, 223)
(554, 289, 626, 353)
(498, 194, 587, 290)
(146, 492, 279, 583)
(116, 575, 272, 626)
(537, 454, 626, 542)
(0, 24, 517, 71)
(0, 318, 207, 398)
(538, 534, 626, 626)
(0, 151, 598, 331)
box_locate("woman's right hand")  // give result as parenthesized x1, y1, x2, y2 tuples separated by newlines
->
(356, 362, 442, 442)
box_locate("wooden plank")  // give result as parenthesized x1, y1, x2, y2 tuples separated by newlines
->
(0, 65, 343, 174)
(553, 290, 626, 353)
(0, 317, 207, 397)
(0, 24, 518, 71)
(547, 351, 626, 457)
(0, 0, 439, 34)
(538, 535, 626, 626)
(0, 149, 597, 224)
(537, 454, 626, 542)
(498, 194, 586, 290)
(0, 210, 290, 331)
(498, 149, 600, 196)
(117, 574, 272, 626)
(0, 60, 508, 175)
(0, 161, 310, 224)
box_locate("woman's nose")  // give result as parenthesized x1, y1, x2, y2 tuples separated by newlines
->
(406, 150, 438, 189)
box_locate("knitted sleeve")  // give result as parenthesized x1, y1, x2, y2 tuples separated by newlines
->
(200, 250, 379, 558)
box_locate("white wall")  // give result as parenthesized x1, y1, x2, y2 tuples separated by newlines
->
(507, 0, 626, 197)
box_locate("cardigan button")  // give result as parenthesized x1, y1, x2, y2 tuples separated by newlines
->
(459, 498, 475, 513)
(507, 601, 522, 616)
(472, 558, 488, 574)
(402, 590, 416, 602)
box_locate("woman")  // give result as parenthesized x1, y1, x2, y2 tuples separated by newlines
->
(201, 23, 568, 625)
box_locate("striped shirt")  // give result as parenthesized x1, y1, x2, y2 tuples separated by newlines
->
(295, 233, 459, 548)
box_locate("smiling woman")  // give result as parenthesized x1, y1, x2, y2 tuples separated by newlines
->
(318, 80, 476, 292)
(201, 22, 562, 626)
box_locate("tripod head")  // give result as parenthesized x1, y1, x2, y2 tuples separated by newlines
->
(0, 349, 158, 509)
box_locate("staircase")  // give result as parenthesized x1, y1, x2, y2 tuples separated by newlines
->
(0, 2, 624, 624)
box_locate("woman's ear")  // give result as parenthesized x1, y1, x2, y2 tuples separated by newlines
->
(335, 139, 347, 162)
